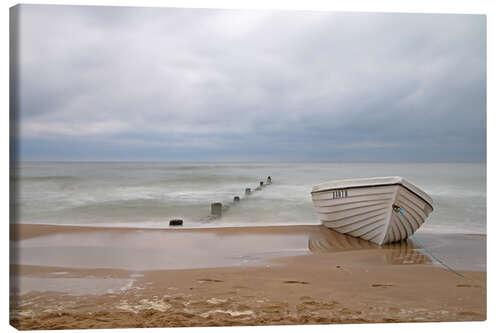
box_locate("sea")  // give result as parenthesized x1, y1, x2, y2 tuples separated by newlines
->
(13, 162, 486, 235)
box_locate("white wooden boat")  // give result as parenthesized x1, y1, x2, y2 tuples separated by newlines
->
(310, 177, 433, 245)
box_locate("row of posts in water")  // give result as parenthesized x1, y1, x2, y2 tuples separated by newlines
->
(169, 176, 272, 226)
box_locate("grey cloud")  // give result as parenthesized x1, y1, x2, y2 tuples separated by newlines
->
(13, 5, 486, 162)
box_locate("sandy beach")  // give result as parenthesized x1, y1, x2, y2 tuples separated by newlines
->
(10, 223, 486, 329)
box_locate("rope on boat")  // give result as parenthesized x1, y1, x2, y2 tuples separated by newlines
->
(409, 236, 464, 278)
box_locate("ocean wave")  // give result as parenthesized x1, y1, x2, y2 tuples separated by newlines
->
(14, 175, 80, 182)
(14, 162, 486, 235)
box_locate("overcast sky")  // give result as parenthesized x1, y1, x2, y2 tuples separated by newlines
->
(13, 5, 486, 162)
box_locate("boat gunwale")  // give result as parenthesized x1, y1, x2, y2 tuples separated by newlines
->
(311, 183, 434, 210)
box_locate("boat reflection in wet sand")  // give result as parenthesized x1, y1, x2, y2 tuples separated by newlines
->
(311, 177, 434, 245)
(307, 227, 432, 266)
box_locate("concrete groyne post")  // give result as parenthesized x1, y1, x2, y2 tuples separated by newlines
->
(169, 219, 183, 226)
(211, 202, 222, 218)
(201, 177, 272, 222)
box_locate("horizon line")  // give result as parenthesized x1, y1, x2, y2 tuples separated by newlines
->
(12, 160, 487, 164)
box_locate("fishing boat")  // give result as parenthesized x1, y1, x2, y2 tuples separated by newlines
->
(310, 177, 433, 245)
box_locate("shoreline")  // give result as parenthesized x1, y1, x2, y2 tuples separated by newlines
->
(10, 222, 487, 240)
(10, 223, 486, 329)
(10, 223, 326, 241)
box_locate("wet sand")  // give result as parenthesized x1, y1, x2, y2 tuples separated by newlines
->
(10, 223, 486, 329)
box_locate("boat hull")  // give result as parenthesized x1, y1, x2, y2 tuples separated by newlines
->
(311, 182, 433, 245)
